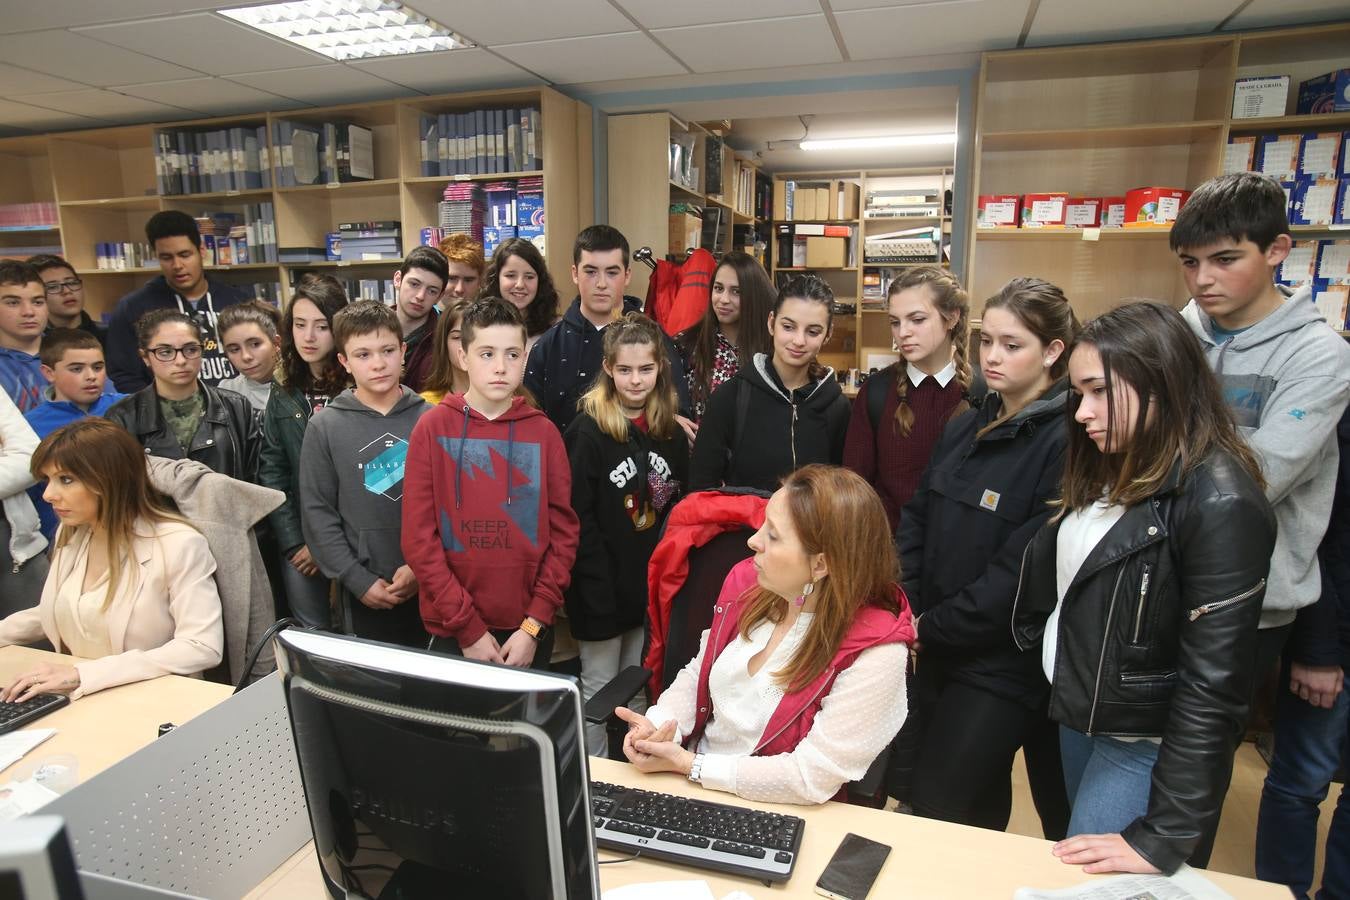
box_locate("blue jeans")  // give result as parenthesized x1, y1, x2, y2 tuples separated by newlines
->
(1255, 668, 1350, 899)
(1060, 726, 1160, 836)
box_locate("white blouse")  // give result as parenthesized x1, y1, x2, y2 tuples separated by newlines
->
(646, 617, 908, 805)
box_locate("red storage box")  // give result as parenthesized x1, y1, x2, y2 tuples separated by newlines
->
(1101, 197, 1127, 228)
(976, 194, 1019, 228)
(1064, 197, 1102, 228)
(1020, 192, 1069, 227)
(1124, 187, 1190, 227)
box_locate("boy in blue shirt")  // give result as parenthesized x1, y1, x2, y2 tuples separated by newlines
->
(0, 260, 48, 412)
(24, 328, 125, 539)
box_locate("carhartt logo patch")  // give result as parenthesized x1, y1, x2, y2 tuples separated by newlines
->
(979, 489, 1001, 511)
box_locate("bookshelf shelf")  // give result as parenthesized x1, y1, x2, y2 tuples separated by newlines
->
(282, 259, 398, 269)
(0, 86, 593, 317)
(1290, 224, 1350, 234)
(966, 21, 1350, 322)
(0, 225, 59, 233)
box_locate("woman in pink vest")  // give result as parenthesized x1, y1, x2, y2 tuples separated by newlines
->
(615, 464, 915, 804)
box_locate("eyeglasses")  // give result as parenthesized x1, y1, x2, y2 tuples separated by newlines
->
(148, 344, 203, 361)
(43, 279, 83, 294)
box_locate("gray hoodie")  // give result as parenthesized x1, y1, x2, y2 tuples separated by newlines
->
(1182, 284, 1350, 628)
(298, 387, 431, 600)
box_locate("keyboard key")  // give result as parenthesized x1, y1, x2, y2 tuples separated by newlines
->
(776, 851, 793, 864)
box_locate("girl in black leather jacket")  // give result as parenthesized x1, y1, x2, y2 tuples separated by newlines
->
(106, 309, 259, 482)
(1013, 302, 1275, 875)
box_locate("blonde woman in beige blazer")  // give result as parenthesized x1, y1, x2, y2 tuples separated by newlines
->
(0, 419, 223, 701)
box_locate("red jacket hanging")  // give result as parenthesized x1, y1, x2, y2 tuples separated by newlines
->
(646, 248, 717, 338)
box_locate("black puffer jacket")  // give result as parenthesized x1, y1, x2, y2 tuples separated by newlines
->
(689, 353, 850, 492)
(898, 379, 1068, 708)
(1012, 450, 1276, 874)
(107, 382, 261, 483)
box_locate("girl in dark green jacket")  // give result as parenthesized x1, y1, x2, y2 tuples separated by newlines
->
(257, 276, 349, 628)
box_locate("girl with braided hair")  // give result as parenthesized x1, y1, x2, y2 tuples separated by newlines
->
(844, 267, 976, 531)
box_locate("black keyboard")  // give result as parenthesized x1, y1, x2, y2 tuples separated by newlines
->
(590, 780, 805, 883)
(0, 693, 69, 735)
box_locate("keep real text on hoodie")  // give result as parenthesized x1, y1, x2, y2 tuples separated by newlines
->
(402, 394, 580, 648)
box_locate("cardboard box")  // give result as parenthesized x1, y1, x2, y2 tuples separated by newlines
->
(1224, 136, 1257, 175)
(1123, 187, 1189, 226)
(805, 236, 846, 268)
(834, 180, 860, 219)
(1101, 197, 1126, 228)
(1318, 239, 1350, 284)
(1297, 69, 1350, 115)
(795, 186, 817, 221)
(668, 212, 701, 254)
(813, 186, 831, 219)
(1020, 192, 1068, 227)
(1298, 132, 1342, 178)
(1233, 75, 1290, 118)
(1064, 197, 1102, 228)
(976, 194, 1019, 228)
(1313, 280, 1349, 330)
(1291, 177, 1339, 226)
(773, 180, 787, 220)
(1257, 133, 1300, 181)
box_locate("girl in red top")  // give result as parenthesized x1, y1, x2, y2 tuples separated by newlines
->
(843, 266, 975, 532)
(616, 465, 914, 805)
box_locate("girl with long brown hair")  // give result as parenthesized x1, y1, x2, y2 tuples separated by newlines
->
(480, 238, 560, 352)
(897, 276, 1078, 837)
(565, 313, 688, 754)
(844, 266, 976, 531)
(614, 464, 914, 805)
(675, 250, 775, 423)
(418, 298, 472, 405)
(1014, 301, 1274, 875)
(0, 418, 223, 700)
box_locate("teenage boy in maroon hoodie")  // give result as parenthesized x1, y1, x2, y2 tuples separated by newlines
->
(402, 298, 579, 668)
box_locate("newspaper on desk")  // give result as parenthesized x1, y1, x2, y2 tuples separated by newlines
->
(1014, 865, 1234, 900)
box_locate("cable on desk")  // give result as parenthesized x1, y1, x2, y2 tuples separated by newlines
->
(597, 850, 643, 865)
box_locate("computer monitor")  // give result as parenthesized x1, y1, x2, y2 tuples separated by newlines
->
(0, 816, 86, 900)
(273, 630, 600, 900)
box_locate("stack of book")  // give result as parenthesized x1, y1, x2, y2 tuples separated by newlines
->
(0, 202, 57, 229)
(418, 106, 541, 176)
(192, 203, 276, 265)
(296, 274, 394, 305)
(279, 247, 330, 264)
(95, 241, 153, 270)
(438, 183, 485, 240)
(864, 190, 941, 219)
(155, 125, 272, 195)
(272, 120, 375, 187)
(338, 220, 402, 262)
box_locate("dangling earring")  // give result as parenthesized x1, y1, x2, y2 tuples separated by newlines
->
(795, 581, 815, 607)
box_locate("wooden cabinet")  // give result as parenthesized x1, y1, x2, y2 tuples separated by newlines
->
(0, 86, 593, 318)
(968, 21, 1350, 323)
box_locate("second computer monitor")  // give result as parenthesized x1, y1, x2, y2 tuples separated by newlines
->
(274, 630, 600, 900)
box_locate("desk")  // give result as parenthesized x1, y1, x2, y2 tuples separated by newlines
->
(2, 647, 1287, 899)
(0, 646, 231, 784)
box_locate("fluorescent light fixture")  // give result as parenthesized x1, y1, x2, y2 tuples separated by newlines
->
(219, 0, 474, 61)
(799, 134, 958, 151)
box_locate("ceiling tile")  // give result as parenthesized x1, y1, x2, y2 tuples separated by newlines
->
(494, 32, 687, 83)
(229, 65, 409, 106)
(0, 63, 91, 95)
(11, 89, 189, 122)
(1224, 0, 1350, 28)
(653, 15, 841, 73)
(348, 48, 541, 93)
(835, 0, 1027, 61)
(408, 0, 634, 43)
(118, 77, 303, 115)
(0, 1, 224, 35)
(0, 97, 105, 130)
(76, 14, 330, 76)
(0, 30, 201, 86)
(1026, 0, 1236, 46)
(616, 0, 821, 29)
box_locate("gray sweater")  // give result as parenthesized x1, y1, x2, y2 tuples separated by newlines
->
(298, 387, 431, 600)
(1182, 284, 1350, 628)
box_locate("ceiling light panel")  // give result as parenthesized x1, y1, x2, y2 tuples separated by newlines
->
(218, 0, 473, 61)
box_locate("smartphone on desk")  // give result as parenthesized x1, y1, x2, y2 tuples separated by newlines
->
(815, 832, 891, 900)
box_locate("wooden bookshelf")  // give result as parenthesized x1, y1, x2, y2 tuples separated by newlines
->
(0, 86, 593, 318)
(769, 166, 955, 375)
(607, 112, 768, 299)
(967, 19, 1350, 322)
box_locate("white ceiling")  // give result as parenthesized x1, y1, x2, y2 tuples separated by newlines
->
(0, 0, 1344, 134)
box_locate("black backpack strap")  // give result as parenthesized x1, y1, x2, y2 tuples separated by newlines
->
(867, 366, 896, 431)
